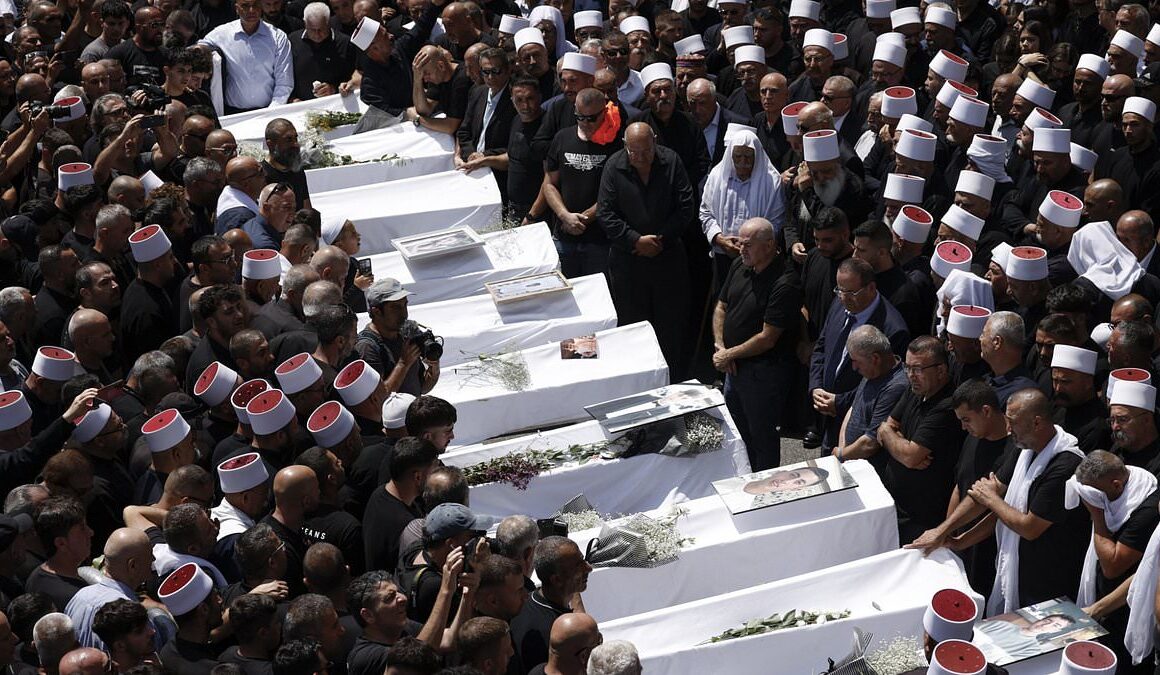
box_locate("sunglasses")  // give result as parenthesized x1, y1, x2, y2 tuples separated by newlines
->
(480, 67, 504, 76)
(603, 48, 629, 57)
(575, 111, 602, 122)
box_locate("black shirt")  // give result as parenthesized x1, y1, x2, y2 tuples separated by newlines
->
(1096, 489, 1160, 634)
(120, 278, 178, 367)
(258, 515, 308, 597)
(345, 628, 420, 675)
(362, 487, 423, 573)
(218, 647, 274, 675)
(883, 383, 965, 539)
(718, 255, 802, 362)
(506, 114, 545, 213)
(289, 30, 357, 101)
(1054, 397, 1109, 455)
(261, 160, 310, 210)
(597, 144, 696, 253)
(24, 567, 86, 611)
(544, 128, 621, 243)
(996, 446, 1089, 607)
(33, 286, 76, 349)
(353, 328, 422, 396)
(424, 64, 471, 120)
(1116, 438, 1160, 477)
(159, 637, 220, 675)
(106, 40, 167, 86)
(508, 591, 569, 673)
(357, 2, 437, 116)
(303, 504, 365, 575)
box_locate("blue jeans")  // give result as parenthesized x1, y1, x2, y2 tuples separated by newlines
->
(724, 356, 793, 471)
(554, 239, 610, 278)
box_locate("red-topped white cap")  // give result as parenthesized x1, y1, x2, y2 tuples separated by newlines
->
(275, 353, 322, 395)
(307, 401, 355, 447)
(194, 362, 239, 407)
(1025, 107, 1063, 131)
(139, 170, 163, 194)
(1059, 641, 1117, 675)
(935, 79, 977, 109)
(143, 408, 190, 454)
(382, 392, 416, 430)
(955, 170, 995, 200)
(882, 86, 917, 118)
(891, 6, 921, 27)
(158, 563, 213, 617)
(803, 129, 839, 162)
(498, 13, 530, 33)
(925, 5, 956, 29)
(892, 204, 933, 243)
(1112, 29, 1145, 58)
(947, 305, 991, 339)
(242, 249, 282, 281)
(674, 35, 707, 57)
(930, 49, 969, 82)
(71, 402, 111, 443)
(217, 452, 268, 494)
(923, 589, 978, 643)
(1125, 96, 1157, 123)
(1005, 245, 1048, 281)
(1109, 372, 1155, 408)
(1072, 143, 1098, 173)
(334, 360, 381, 406)
(246, 389, 296, 436)
(128, 224, 171, 263)
(950, 96, 988, 128)
(1052, 344, 1098, 375)
(350, 16, 381, 51)
(897, 129, 937, 162)
(932, 241, 972, 278)
(1032, 127, 1071, 154)
(32, 346, 79, 381)
(832, 33, 848, 61)
(231, 379, 270, 425)
(52, 95, 85, 123)
(0, 392, 32, 432)
(722, 25, 754, 48)
(1104, 371, 1150, 401)
(1078, 53, 1111, 79)
(927, 640, 987, 675)
(884, 173, 925, 203)
(803, 28, 834, 54)
(789, 0, 821, 20)
(941, 205, 984, 241)
(1016, 78, 1056, 109)
(57, 162, 94, 191)
(873, 39, 906, 68)
(1039, 190, 1083, 228)
(781, 101, 808, 136)
(897, 113, 933, 133)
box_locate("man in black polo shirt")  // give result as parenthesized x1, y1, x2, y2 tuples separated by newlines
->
(290, 3, 357, 101)
(877, 336, 965, 543)
(712, 217, 802, 471)
(506, 78, 546, 223)
(543, 88, 623, 279)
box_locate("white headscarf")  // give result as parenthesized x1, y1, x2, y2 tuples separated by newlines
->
(966, 140, 1012, 184)
(1066, 220, 1144, 301)
(528, 5, 576, 59)
(700, 130, 785, 242)
(934, 268, 993, 334)
(1127, 515, 1160, 663)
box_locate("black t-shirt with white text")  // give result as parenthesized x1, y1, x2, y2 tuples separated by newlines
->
(545, 128, 622, 243)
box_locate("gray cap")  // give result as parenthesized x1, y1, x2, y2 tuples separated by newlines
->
(366, 278, 412, 306)
(424, 504, 497, 541)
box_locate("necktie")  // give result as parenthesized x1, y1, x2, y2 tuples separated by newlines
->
(826, 311, 857, 389)
(480, 90, 498, 151)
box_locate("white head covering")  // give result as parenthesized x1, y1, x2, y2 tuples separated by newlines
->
(892, 205, 933, 243)
(873, 39, 907, 68)
(966, 134, 1012, 183)
(1052, 345, 1098, 375)
(528, 5, 575, 59)
(929, 49, 969, 82)
(1071, 143, 1098, 173)
(925, 5, 957, 28)
(1125, 96, 1158, 123)
(514, 26, 545, 52)
(941, 204, 984, 240)
(498, 14, 530, 34)
(790, 0, 821, 20)
(1078, 52, 1111, 79)
(722, 25, 754, 48)
(320, 215, 346, 245)
(927, 641, 987, 675)
(702, 131, 783, 241)
(674, 35, 706, 56)
(897, 113, 933, 133)
(991, 242, 1013, 271)
(866, 0, 894, 18)
(1006, 245, 1049, 281)
(1112, 29, 1146, 58)
(884, 173, 925, 203)
(881, 86, 917, 119)
(803, 129, 840, 161)
(891, 6, 921, 27)
(640, 62, 674, 89)
(1066, 220, 1145, 300)
(932, 241, 973, 279)
(350, 16, 381, 50)
(950, 96, 988, 128)
(1149, 23, 1160, 46)
(1038, 190, 1083, 228)
(936, 269, 994, 334)
(1016, 78, 1056, 108)
(935, 79, 977, 109)
(71, 403, 112, 444)
(947, 304, 992, 339)
(1032, 127, 1071, 153)
(560, 52, 597, 75)
(802, 28, 834, 54)
(618, 15, 650, 36)
(955, 170, 995, 200)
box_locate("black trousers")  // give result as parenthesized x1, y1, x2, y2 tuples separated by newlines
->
(609, 243, 690, 382)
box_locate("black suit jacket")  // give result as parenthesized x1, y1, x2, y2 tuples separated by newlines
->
(457, 83, 516, 200)
(708, 106, 751, 165)
(808, 295, 910, 399)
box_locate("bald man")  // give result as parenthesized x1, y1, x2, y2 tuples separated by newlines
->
(597, 122, 696, 378)
(1097, 74, 1135, 152)
(67, 309, 117, 382)
(107, 176, 145, 214)
(754, 71, 790, 165)
(407, 45, 469, 135)
(80, 63, 110, 103)
(1084, 179, 1125, 225)
(435, 1, 492, 60)
(242, 181, 297, 250)
(542, 613, 601, 675)
(260, 466, 319, 596)
(310, 246, 351, 288)
(222, 228, 254, 273)
(217, 157, 267, 235)
(58, 648, 110, 675)
(1116, 210, 1160, 276)
(205, 129, 238, 170)
(65, 529, 155, 649)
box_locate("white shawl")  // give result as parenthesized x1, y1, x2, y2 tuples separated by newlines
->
(1126, 502, 1160, 663)
(1066, 220, 1145, 301)
(699, 130, 785, 247)
(528, 5, 576, 59)
(1064, 466, 1158, 607)
(215, 185, 259, 219)
(988, 427, 1084, 616)
(935, 268, 994, 335)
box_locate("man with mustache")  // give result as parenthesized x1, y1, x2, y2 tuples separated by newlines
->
(1110, 380, 1160, 476)
(262, 119, 311, 210)
(1049, 344, 1110, 454)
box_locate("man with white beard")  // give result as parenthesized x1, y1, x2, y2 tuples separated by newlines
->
(783, 129, 868, 257)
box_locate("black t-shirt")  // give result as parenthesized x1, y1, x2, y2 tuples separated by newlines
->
(955, 436, 1013, 497)
(258, 515, 308, 597)
(289, 30, 357, 101)
(261, 160, 310, 210)
(345, 628, 420, 675)
(218, 647, 274, 675)
(159, 638, 220, 675)
(106, 40, 167, 86)
(24, 567, 87, 611)
(425, 65, 471, 120)
(362, 487, 423, 573)
(544, 128, 622, 243)
(883, 383, 965, 536)
(1116, 438, 1160, 477)
(718, 255, 802, 362)
(1096, 489, 1160, 632)
(508, 591, 570, 674)
(506, 114, 545, 213)
(398, 547, 450, 623)
(303, 504, 365, 576)
(354, 328, 423, 396)
(996, 447, 1090, 607)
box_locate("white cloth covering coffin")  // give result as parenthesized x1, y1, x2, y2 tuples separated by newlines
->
(361, 224, 559, 305)
(601, 547, 980, 675)
(358, 273, 618, 366)
(431, 322, 669, 446)
(566, 459, 898, 622)
(311, 168, 502, 255)
(443, 410, 750, 518)
(219, 90, 367, 143)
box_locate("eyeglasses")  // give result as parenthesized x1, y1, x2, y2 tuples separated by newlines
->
(833, 286, 868, 297)
(206, 256, 235, 266)
(602, 48, 629, 57)
(1108, 411, 1149, 426)
(575, 111, 603, 122)
(480, 67, 504, 76)
(142, 20, 165, 27)
(1103, 93, 1127, 101)
(904, 362, 943, 375)
(820, 93, 850, 102)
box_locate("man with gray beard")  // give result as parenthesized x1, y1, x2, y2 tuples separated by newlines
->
(783, 129, 868, 256)
(262, 118, 311, 210)
(1110, 380, 1160, 476)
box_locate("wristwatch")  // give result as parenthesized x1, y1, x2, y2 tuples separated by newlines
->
(412, 115, 422, 128)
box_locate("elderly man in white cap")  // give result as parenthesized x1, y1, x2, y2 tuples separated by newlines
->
(1034, 189, 1084, 285)
(20, 346, 79, 435)
(210, 452, 270, 571)
(156, 563, 224, 670)
(786, 130, 869, 259)
(119, 225, 181, 366)
(944, 94, 990, 188)
(1059, 54, 1111, 148)
(193, 361, 242, 446)
(344, 0, 451, 134)
(1109, 29, 1146, 77)
(1050, 344, 1110, 453)
(1106, 378, 1160, 475)
(633, 62, 712, 188)
(1096, 96, 1160, 217)
(788, 28, 835, 103)
(937, 205, 985, 254)
(724, 45, 769, 118)
(353, 277, 439, 397)
(1001, 124, 1087, 243)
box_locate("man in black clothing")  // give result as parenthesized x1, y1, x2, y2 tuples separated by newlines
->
(262, 119, 310, 211)
(260, 465, 318, 598)
(290, 4, 357, 101)
(852, 221, 932, 340)
(184, 284, 248, 394)
(506, 78, 546, 223)
(877, 336, 966, 543)
(119, 226, 181, 370)
(345, 570, 432, 675)
(631, 64, 712, 190)
(32, 245, 79, 349)
(784, 131, 868, 259)
(106, 7, 168, 87)
(354, 279, 439, 397)
(296, 448, 363, 576)
(362, 437, 436, 573)
(1058, 55, 1110, 150)
(544, 88, 623, 278)
(252, 265, 317, 341)
(1094, 97, 1160, 225)
(597, 122, 696, 378)
(1049, 345, 1110, 454)
(219, 594, 280, 675)
(509, 536, 590, 673)
(156, 563, 224, 675)
(713, 218, 802, 471)
(1110, 381, 1160, 476)
(405, 45, 471, 136)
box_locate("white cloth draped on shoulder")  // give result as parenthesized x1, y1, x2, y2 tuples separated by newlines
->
(699, 129, 786, 252)
(1064, 466, 1157, 607)
(987, 427, 1084, 616)
(1066, 220, 1145, 301)
(934, 268, 993, 334)
(1126, 496, 1160, 664)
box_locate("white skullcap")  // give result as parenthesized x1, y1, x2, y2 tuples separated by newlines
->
(307, 401, 356, 448)
(1108, 367, 1153, 402)
(57, 162, 93, 191)
(142, 408, 190, 454)
(1077, 53, 1111, 79)
(193, 362, 239, 407)
(932, 240, 973, 279)
(942, 204, 984, 240)
(929, 49, 969, 82)
(619, 15, 650, 35)
(335, 360, 381, 406)
(573, 10, 601, 29)
(1051, 344, 1098, 375)
(891, 6, 921, 27)
(733, 45, 766, 67)
(560, 52, 597, 75)
(217, 452, 268, 494)
(321, 215, 346, 245)
(925, 5, 956, 29)
(0, 392, 31, 432)
(1092, 322, 1114, 349)
(955, 170, 995, 200)
(923, 589, 978, 643)
(722, 25, 754, 48)
(71, 403, 111, 444)
(991, 242, 1013, 271)
(1111, 379, 1158, 411)
(1071, 143, 1098, 173)
(1125, 96, 1157, 123)
(514, 27, 545, 51)
(1015, 78, 1056, 109)
(674, 35, 706, 56)
(947, 305, 991, 339)
(498, 14, 529, 33)
(1032, 127, 1071, 154)
(950, 96, 988, 128)
(158, 563, 213, 617)
(866, 0, 894, 18)
(275, 353, 323, 395)
(382, 392, 416, 430)
(802, 129, 840, 162)
(246, 389, 296, 436)
(350, 16, 381, 51)
(1005, 245, 1049, 281)
(128, 224, 171, 263)
(936, 79, 977, 109)
(1025, 107, 1063, 131)
(640, 62, 674, 89)
(1112, 29, 1146, 59)
(897, 113, 933, 133)
(802, 28, 834, 54)
(1039, 190, 1083, 228)
(884, 173, 925, 203)
(241, 249, 283, 280)
(873, 39, 906, 68)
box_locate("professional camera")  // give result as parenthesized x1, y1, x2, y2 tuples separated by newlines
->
(126, 83, 171, 110)
(28, 101, 70, 119)
(400, 320, 444, 361)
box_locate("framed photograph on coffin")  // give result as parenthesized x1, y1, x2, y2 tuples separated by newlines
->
(584, 382, 724, 434)
(392, 226, 486, 260)
(972, 597, 1107, 666)
(711, 455, 858, 515)
(485, 271, 573, 305)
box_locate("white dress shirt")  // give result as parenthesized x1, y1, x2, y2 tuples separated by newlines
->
(702, 105, 721, 159)
(200, 20, 293, 109)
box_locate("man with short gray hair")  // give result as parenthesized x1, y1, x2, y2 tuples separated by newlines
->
(836, 324, 908, 467)
(981, 311, 1039, 408)
(495, 515, 538, 582)
(588, 640, 642, 675)
(252, 263, 320, 341)
(33, 613, 76, 675)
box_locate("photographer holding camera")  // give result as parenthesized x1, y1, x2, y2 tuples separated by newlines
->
(354, 277, 441, 397)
